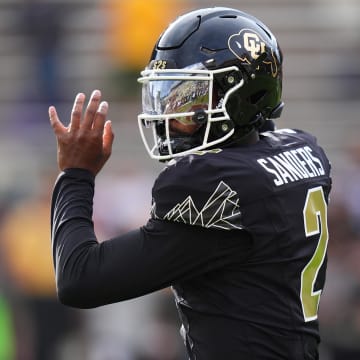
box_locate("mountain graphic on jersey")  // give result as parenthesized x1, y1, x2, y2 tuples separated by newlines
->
(153, 181, 243, 230)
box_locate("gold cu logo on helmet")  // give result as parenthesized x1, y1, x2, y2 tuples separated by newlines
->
(243, 32, 266, 60)
(228, 29, 279, 78)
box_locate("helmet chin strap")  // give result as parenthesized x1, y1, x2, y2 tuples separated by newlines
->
(231, 100, 283, 140)
(268, 102, 284, 119)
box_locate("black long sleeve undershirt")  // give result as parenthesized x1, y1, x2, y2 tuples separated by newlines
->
(51, 169, 252, 309)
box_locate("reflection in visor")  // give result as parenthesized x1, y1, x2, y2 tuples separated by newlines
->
(142, 78, 210, 126)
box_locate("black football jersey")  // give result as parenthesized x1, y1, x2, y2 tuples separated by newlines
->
(150, 129, 331, 359)
(51, 128, 331, 360)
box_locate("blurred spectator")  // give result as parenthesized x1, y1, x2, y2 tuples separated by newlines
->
(0, 171, 82, 360)
(19, 0, 68, 103)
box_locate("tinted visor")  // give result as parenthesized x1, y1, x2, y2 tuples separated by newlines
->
(142, 74, 210, 126)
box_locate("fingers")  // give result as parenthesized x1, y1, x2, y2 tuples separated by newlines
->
(50, 90, 110, 136)
(49, 90, 114, 176)
(70, 93, 86, 131)
(93, 101, 109, 134)
(68, 90, 112, 147)
(83, 90, 102, 130)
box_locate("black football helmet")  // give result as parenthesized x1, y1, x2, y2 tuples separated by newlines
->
(138, 7, 283, 161)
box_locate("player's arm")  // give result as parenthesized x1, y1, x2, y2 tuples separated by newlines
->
(51, 168, 253, 309)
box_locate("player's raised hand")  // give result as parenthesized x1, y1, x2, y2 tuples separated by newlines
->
(49, 89, 114, 176)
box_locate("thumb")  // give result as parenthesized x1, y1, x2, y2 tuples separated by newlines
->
(49, 105, 67, 136)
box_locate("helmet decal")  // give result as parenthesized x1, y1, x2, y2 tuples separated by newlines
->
(152, 60, 168, 70)
(228, 29, 279, 77)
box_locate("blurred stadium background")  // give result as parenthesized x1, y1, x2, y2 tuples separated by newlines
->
(0, 0, 359, 359)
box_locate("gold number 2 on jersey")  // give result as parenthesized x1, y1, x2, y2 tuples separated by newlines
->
(301, 186, 329, 322)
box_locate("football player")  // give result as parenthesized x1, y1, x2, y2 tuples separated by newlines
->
(49, 7, 331, 359)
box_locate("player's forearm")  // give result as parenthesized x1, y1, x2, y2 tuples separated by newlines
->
(50, 168, 102, 308)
